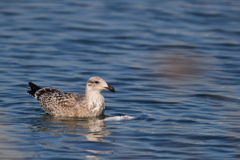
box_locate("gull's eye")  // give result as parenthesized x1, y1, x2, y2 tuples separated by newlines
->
(94, 81, 100, 84)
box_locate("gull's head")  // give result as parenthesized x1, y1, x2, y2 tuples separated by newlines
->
(86, 77, 115, 93)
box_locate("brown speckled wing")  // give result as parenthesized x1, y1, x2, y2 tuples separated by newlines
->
(35, 88, 81, 115)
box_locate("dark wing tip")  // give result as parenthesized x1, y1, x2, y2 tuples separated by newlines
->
(27, 82, 42, 97)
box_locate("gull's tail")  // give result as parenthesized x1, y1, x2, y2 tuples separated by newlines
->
(27, 82, 42, 98)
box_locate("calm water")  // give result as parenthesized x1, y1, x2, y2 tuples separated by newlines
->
(1, 0, 240, 159)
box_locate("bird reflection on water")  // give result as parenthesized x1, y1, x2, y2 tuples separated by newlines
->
(30, 114, 111, 142)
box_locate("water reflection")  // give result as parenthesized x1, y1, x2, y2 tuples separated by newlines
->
(31, 115, 111, 142)
(153, 52, 205, 79)
(0, 112, 25, 160)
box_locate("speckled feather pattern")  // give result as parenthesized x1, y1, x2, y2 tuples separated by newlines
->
(28, 77, 115, 117)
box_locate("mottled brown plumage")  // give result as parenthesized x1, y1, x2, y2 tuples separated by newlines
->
(27, 77, 115, 117)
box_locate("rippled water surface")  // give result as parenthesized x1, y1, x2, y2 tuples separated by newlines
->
(1, 0, 240, 159)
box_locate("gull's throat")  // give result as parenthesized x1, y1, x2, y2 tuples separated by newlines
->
(86, 91, 105, 114)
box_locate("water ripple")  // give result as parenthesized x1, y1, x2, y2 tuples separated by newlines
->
(0, 0, 240, 159)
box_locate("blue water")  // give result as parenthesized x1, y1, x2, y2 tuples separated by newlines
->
(1, 0, 240, 159)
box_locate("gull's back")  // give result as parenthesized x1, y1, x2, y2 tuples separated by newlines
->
(28, 82, 94, 117)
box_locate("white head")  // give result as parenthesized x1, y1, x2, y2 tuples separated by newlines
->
(85, 77, 115, 93)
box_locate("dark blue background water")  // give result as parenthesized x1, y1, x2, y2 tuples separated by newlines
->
(1, 0, 240, 159)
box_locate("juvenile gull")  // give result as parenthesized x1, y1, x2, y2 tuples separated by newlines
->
(27, 77, 115, 117)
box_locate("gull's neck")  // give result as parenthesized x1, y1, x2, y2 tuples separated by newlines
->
(85, 89, 105, 115)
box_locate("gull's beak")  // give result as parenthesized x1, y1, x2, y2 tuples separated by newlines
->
(105, 86, 116, 92)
